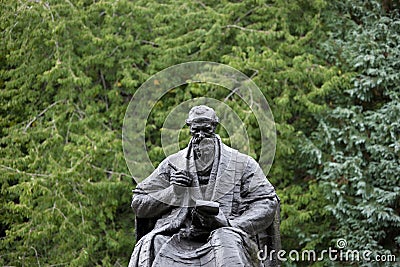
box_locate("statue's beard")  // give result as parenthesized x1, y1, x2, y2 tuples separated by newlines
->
(193, 137, 215, 172)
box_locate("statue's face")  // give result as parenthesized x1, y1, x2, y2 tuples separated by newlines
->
(189, 121, 215, 144)
(189, 121, 216, 171)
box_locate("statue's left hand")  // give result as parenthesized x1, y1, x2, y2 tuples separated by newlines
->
(192, 209, 230, 230)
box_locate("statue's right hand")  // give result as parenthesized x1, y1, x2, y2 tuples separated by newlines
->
(170, 170, 192, 187)
(170, 170, 191, 196)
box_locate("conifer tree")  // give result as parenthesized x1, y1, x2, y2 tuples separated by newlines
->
(0, 1, 149, 265)
(0, 0, 376, 265)
(302, 0, 400, 259)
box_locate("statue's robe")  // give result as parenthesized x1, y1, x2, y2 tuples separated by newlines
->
(128, 137, 279, 267)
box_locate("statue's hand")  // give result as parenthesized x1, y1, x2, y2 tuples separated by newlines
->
(170, 170, 191, 195)
(192, 209, 230, 230)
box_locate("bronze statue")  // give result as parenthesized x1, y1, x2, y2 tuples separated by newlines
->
(128, 105, 280, 267)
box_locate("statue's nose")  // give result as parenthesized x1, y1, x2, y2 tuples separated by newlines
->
(194, 131, 207, 139)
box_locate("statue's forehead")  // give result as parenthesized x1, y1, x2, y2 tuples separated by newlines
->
(189, 120, 213, 128)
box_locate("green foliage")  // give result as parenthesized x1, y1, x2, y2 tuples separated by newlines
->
(301, 0, 400, 259)
(3, 0, 397, 266)
(0, 0, 146, 265)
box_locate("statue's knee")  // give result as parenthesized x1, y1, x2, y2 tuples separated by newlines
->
(210, 227, 242, 243)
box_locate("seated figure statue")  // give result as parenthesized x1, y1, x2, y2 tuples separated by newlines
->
(128, 105, 280, 267)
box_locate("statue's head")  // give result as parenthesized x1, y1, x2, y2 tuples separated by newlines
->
(186, 105, 219, 169)
(186, 105, 219, 143)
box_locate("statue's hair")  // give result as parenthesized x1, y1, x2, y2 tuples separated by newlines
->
(186, 105, 219, 125)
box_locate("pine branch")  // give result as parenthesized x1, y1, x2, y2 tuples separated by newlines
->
(223, 87, 240, 102)
(90, 164, 133, 180)
(30, 246, 41, 267)
(100, 70, 107, 90)
(24, 100, 64, 133)
(234, 8, 256, 24)
(141, 40, 159, 47)
(0, 164, 51, 177)
(195, 0, 207, 9)
(223, 25, 272, 34)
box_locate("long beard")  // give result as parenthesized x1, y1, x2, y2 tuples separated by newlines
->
(193, 137, 215, 172)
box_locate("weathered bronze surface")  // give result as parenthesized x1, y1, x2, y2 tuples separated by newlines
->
(128, 105, 280, 267)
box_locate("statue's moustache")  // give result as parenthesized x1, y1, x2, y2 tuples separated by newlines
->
(193, 134, 215, 145)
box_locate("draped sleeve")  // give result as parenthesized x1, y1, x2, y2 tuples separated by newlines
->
(229, 156, 278, 236)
